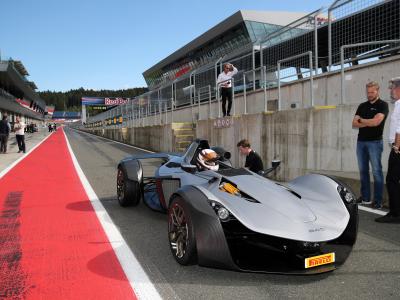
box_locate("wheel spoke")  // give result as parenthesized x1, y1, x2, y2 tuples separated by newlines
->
(177, 208, 185, 224)
(172, 207, 180, 226)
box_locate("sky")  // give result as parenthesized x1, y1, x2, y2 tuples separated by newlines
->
(1, 0, 333, 92)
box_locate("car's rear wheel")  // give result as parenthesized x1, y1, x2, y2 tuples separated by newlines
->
(168, 196, 197, 265)
(117, 167, 141, 207)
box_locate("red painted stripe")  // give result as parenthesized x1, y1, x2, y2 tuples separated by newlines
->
(0, 129, 137, 299)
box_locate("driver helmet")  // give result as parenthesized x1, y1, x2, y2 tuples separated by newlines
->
(197, 149, 219, 171)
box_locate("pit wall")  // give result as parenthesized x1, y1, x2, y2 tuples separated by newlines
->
(86, 55, 399, 202)
(86, 102, 394, 202)
(90, 124, 173, 153)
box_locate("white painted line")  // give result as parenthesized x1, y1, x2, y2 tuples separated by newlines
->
(358, 204, 387, 216)
(0, 132, 54, 179)
(70, 127, 154, 153)
(63, 129, 162, 300)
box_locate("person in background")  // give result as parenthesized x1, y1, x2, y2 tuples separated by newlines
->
(352, 81, 388, 209)
(217, 63, 238, 117)
(237, 139, 264, 174)
(375, 77, 400, 223)
(0, 113, 11, 154)
(14, 116, 26, 153)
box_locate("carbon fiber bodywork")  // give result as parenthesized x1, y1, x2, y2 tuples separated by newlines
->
(174, 185, 357, 274)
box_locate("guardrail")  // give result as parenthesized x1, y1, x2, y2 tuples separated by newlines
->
(340, 39, 400, 104)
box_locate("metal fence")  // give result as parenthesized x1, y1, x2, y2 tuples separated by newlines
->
(85, 0, 400, 129)
(328, 0, 399, 70)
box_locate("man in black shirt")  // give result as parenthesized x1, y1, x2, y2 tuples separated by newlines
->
(352, 81, 389, 208)
(0, 113, 11, 153)
(237, 139, 264, 174)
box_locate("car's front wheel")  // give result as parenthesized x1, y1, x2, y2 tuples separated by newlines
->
(117, 167, 141, 207)
(168, 196, 197, 265)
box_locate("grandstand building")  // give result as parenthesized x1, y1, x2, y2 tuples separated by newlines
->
(0, 58, 46, 125)
(143, 2, 399, 96)
(143, 10, 308, 89)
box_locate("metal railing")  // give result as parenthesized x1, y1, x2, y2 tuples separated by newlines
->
(196, 85, 212, 120)
(278, 51, 314, 111)
(340, 39, 400, 104)
(243, 66, 267, 114)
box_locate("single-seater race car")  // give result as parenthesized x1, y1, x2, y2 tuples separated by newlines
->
(116, 139, 358, 274)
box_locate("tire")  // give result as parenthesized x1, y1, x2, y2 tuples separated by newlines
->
(168, 196, 197, 265)
(117, 167, 141, 207)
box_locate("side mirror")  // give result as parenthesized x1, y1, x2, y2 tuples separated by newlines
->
(181, 163, 197, 173)
(272, 160, 281, 169)
(223, 151, 231, 160)
(258, 159, 281, 177)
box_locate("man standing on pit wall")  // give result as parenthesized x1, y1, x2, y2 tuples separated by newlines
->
(14, 116, 26, 153)
(217, 63, 238, 117)
(237, 139, 264, 174)
(352, 81, 388, 209)
(375, 77, 400, 223)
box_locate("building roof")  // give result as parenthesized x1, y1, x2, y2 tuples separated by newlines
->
(143, 10, 307, 77)
(0, 61, 46, 110)
(13, 60, 29, 76)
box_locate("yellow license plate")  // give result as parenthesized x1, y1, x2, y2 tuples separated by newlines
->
(305, 253, 335, 269)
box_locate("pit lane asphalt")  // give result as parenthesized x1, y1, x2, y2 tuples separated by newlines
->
(65, 127, 400, 300)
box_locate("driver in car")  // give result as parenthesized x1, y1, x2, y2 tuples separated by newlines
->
(197, 149, 219, 171)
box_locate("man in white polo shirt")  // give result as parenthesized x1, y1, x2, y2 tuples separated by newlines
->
(376, 77, 400, 223)
(217, 63, 238, 117)
(14, 116, 26, 153)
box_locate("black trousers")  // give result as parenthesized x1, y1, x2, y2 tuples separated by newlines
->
(0, 134, 8, 153)
(386, 149, 400, 216)
(221, 87, 232, 116)
(16, 134, 25, 152)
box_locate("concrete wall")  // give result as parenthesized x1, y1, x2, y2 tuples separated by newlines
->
(88, 102, 393, 178)
(85, 101, 394, 203)
(91, 124, 173, 153)
(195, 104, 393, 202)
(85, 55, 399, 203)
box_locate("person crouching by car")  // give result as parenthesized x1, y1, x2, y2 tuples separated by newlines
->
(14, 116, 26, 153)
(237, 139, 264, 174)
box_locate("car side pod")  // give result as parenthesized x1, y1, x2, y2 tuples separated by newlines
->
(180, 163, 197, 174)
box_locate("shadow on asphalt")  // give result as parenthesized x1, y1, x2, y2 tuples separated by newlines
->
(87, 249, 129, 281)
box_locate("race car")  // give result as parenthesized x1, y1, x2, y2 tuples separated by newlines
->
(116, 139, 358, 274)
